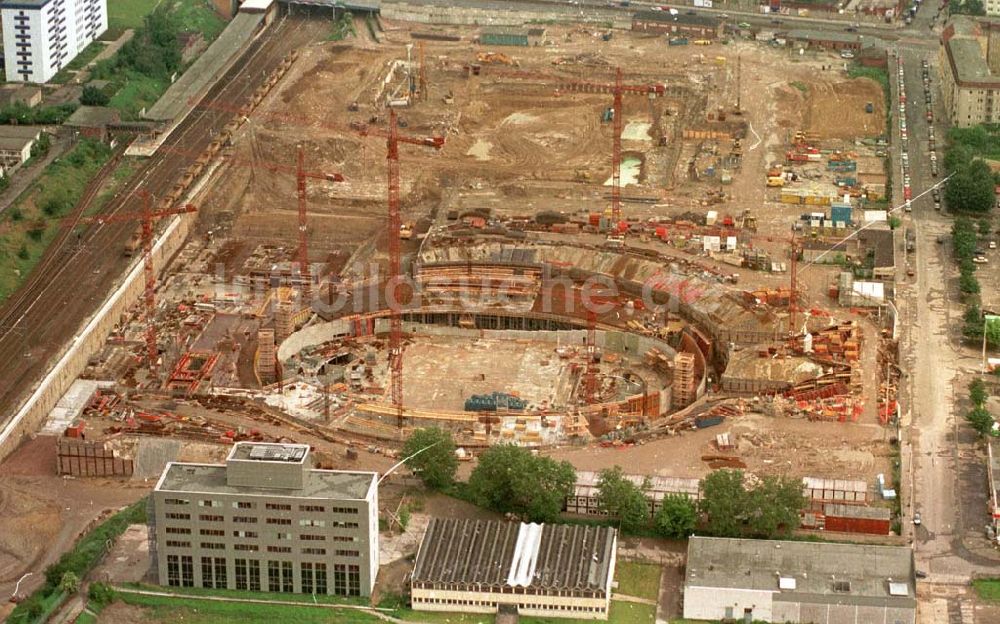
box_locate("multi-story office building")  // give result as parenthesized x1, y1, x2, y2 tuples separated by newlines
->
(151, 443, 379, 597)
(939, 16, 1000, 127)
(1, 0, 108, 83)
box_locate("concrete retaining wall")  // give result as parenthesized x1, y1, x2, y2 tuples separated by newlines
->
(0, 208, 198, 462)
(381, 2, 630, 28)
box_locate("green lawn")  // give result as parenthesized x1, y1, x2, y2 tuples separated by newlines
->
(973, 578, 1000, 602)
(115, 592, 384, 624)
(614, 562, 661, 601)
(107, 0, 165, 35)
(108, 71, 170, 120)
(172, 0, 228, 41)
(50, 41, 108, 83)
(119, 583, 369, 607)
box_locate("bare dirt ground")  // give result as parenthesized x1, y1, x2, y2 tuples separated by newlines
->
(544, 412, 890, 481)
(0, 437, 147, 605)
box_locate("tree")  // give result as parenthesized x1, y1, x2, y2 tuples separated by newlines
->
(966, 406, 995, 437)
(654, 494, 697, 539)
(88, 582, 114, 607)
(980, 219, 993, 237)
(467, 445, 575, 522)
(17, 244, 28, 260)
(58, 570, 80, 594)
(596, 466, 649, 533)
(80, 85, 109, 106)
(952, 217, 978, 260)
(744, 475, 804, 538)
(970, 378, 988, 407)
(945, 160, 996, 214)
(965, 303, 985, 341)
(959, 270, 981, 296)
(401, 427, 457, 490)
(700, 470, 805, 539)
(699, 469, 747, 538)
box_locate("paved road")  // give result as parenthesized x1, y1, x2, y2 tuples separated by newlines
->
(890, 7, 1000, 620)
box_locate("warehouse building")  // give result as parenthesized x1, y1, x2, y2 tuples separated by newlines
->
(683, 536, 916, 624)
(1, 0, 108, 83)
(0, 125, 40, 168)
(411, 518, 617, 620)
(151, 442, 379, 597)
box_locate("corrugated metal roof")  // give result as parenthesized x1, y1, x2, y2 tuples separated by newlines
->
(412, 518, 616, 591)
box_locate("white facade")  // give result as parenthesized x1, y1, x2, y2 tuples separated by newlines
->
(988, 0, 999, 18)
(1, 0, 108, 83)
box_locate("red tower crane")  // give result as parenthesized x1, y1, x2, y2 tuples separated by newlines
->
(585, 310, 598, 403)
(361, 109, 444, 429)
(557, 68, 665, 226)
(88, 192, 196, 370)
(296, 146, 345, 301)
(157, 144, 343, 301)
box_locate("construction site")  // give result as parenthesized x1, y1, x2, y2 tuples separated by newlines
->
(0, 1, 908, 592)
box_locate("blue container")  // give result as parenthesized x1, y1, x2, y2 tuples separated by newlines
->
(830, 205, 852, 224)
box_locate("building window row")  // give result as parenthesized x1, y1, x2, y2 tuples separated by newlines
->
(234, 516, 258, 524)
(166, 554, 194, 587)
(166, 512, 190, 520)
(300, 505, 325, 512)
(335, 550, 360, 558)
(265, 503, 292, 511)
(234, 530, 258, 538)
(199, 500, 222, 508)
(302, 548, 326, 555)
(301, 562, 328, 594)
(201, 542, 225, 550)
(267, 545, 292, 554)
(200, 529, 224, 537)
(201, 556, 227, 589)
(268, 560, 294, 593)
(165, 540, 190, 548)
(199, 514, 224, 522)
(165, 527, 190, 535)
(267, 518, 292, 525)
(330, 507, 359, 515)
(235, 558, 261, 591)
(411, 596, 605, 614)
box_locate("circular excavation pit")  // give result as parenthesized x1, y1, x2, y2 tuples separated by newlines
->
(278, 309, 678, 447)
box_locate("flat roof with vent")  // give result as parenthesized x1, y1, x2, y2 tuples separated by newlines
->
(685, 537, 915, 607)
(228, 442, 309, 464)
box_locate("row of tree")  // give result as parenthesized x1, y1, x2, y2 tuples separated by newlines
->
(966, 378, 995, 437)
(944, 129, 999, 215)
(401, 428, 805, 539)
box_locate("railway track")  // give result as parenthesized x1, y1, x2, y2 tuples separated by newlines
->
(0, 15, 327, 430)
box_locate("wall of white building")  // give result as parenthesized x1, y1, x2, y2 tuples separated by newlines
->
(2, 0, 107, 83)
(682, 586, 774, 622)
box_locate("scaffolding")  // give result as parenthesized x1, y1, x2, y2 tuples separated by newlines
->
(258, 328, 276, 381)
(672, 352, 695, 408)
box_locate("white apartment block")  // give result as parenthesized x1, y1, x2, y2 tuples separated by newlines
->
(988, 0, 999, 18)
(1, 0, 108, 83)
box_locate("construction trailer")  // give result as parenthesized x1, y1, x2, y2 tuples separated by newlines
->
(479, 26, 530, 47)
